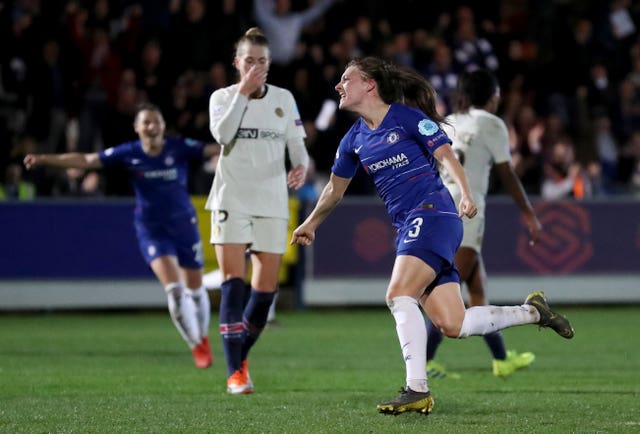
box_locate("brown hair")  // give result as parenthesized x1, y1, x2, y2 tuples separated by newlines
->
(347, 57, 446, 126)
(134, 102, 163, 122)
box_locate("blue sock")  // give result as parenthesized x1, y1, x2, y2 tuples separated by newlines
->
(219, 278, 245, 376)
(484, 331, 507, 360)
(241, 289, 275, 361)
(426, 318, 444, 361)
(243, 283, 252, 307)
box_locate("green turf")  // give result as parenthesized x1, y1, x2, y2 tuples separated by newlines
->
(0, 307, 639, 433)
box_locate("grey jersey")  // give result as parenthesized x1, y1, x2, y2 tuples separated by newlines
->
(206, 84, 307, 219)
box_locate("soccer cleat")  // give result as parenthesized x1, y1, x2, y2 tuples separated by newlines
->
(492, 350, 535, 378)
(525, 291, 575, 339)
(377, 387, 434, 415)
(191, 336, 213, 369)
(227, 360, 254, 395)
(427, 360, 461, 380)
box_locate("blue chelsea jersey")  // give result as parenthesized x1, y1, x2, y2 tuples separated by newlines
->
(332, 103, 458, 228)
(99, 137, 204, 221)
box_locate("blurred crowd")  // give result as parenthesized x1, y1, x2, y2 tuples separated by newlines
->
(2, 0, 640, 201)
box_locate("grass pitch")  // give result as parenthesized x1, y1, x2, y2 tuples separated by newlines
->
(1, 306, 639, 433)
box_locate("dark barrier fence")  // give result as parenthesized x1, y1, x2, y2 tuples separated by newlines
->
(1, 198, 639, 279)
(311, 198, 640, 277)
(0, 199, 151, 278)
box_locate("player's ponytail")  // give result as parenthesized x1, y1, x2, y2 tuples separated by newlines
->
(236, 27, 270, 51)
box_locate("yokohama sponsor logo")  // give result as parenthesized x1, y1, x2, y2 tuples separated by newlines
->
(366, 153, 409, 172)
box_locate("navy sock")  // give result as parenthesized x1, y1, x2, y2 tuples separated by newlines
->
(484, 331, 507, 360)
(219, 278, 246, 376)
(426, 318, 444, 361)
(241, 289, 275, 361)
(243, 283, 252, 307)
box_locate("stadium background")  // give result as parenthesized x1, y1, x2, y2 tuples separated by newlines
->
(1, 0, 639, 309)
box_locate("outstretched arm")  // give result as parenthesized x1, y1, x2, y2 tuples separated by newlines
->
(23, 152, 102, 170)
(434, 144, 477, 218)
(290, 173, 351, 246)
(494, 162, 542, 244)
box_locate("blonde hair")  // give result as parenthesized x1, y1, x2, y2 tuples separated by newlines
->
(235, 27, 270, 55)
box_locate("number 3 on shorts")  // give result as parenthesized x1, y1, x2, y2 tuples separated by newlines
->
(407, 217, 423, 239)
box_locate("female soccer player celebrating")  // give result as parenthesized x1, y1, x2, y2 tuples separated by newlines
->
(291, 57, 573, 415)
(206, 27, 309, 394)
(24, 103, 220, 369)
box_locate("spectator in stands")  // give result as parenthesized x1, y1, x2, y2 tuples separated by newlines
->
(619, 130, 640, 193)
(253, 0, 335, 84)
(3, 2, 640, 197)
(541, 138, 583, 200)
(167, 0, 214, 74)
(507, 103, 544, 194)
(593, 112, 620, 192)
(135, 38, 171, 109)
(0, 163, 36, 200)
(26, 39, 70, 156)
(23, 103, 220, 369)
(54, 168, 104, 197)
(451, 6, 499, 73)
(422, 40, 458, 114)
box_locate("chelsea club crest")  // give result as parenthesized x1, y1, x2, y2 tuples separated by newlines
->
(387, 131, 400, 144)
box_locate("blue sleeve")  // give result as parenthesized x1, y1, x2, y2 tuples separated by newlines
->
(180, 138, 205, 159)
(331, 127, 360, 179)
(98, 143, 130, 168)
(401, 107, 451, 155)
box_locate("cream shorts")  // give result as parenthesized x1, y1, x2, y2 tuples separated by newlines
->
(460, 212, 485, 253)
(209, 209, 288, 254)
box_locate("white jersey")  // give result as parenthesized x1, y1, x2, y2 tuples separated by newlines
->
(206, 83, 307, 219)
(441, 108, 510, 212)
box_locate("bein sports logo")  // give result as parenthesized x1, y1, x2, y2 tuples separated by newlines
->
(517, 202, 593, 273)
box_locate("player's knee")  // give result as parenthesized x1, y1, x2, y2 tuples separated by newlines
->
(442, 321, 463, 338)
(431, 316, 463, 338)
(385, 285, 413, 303)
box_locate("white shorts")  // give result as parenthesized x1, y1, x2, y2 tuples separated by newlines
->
(209, 210, 288, 254)
(460, 212, 485, 253)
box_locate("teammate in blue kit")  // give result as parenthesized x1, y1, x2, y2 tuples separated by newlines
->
(24, 103, 220, 369)
(291, 57, 574, 416)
